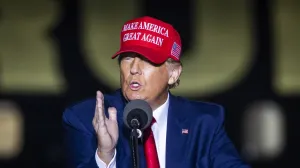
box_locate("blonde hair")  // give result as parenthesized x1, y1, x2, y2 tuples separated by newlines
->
(166, 58, 182, 89)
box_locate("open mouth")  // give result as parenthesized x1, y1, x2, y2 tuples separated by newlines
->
(130, 81, 141, 90)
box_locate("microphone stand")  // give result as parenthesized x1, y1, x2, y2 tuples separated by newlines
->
(130, 119, 141, 168)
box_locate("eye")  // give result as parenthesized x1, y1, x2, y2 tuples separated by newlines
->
(120, 56, 134, 65)
(123, 56, 133, 60)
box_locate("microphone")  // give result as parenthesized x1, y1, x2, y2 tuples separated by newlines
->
(123, 99, 153, 133)
(123, 99, 152, 168)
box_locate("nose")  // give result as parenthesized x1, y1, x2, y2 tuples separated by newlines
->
(130, 57, 142, 75)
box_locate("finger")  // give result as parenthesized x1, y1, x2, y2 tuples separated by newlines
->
(96, 91, 106, 124)
(108, 107, 117, 121)
(96, 91, 110, 135)
(92, 105, 98, 126)
(93, 104, 98, 120)
(93, 94, 100, 123)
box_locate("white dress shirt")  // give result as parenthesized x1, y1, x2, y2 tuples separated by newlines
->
(95, 94, 170, 168)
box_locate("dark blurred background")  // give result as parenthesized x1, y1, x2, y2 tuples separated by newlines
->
(0, 0, 299, 167)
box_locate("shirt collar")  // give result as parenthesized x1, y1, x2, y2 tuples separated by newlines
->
(153, 93, 169, 124)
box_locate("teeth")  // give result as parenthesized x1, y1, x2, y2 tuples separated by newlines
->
(131, 81, 140, 86)
(132, 83, 139, 87)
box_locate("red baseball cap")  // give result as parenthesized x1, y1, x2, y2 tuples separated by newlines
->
(112, 16, 182, 64)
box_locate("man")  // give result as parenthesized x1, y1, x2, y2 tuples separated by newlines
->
(62, 16, 251, 168)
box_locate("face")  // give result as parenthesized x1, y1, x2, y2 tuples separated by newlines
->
(119, 52, 175, 110)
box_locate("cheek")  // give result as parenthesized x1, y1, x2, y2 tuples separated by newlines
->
(120, 67, 128, 84)
(142, 67, 153, 77)
(143, 67, 169, 86)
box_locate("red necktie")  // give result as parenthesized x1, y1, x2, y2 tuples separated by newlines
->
(143, 118, 160, 168)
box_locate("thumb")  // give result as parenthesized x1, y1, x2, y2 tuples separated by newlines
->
(108, 107, 117, 121)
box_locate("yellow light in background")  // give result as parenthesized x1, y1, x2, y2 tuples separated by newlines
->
(0, 0, 299, 98)
(0, 101, 24, 159)
(82, 0, 137, 89)
(242, 100, 285, 161)
(0, 0, 66, 94)
(83, 0, 252, 97)
(173, 0, 252, 97)
(274, 0, 300, 95)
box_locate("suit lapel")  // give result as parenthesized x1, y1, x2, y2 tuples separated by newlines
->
(165, 94, 191, 167)
(109, 90, 192, 168)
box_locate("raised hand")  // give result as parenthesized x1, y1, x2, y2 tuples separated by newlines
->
(92, 91, 119, 164)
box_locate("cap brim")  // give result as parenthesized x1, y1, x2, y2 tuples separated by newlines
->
(112, 45, 167, 65)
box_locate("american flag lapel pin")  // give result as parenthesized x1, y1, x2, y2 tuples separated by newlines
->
(182, 129, 188, 134)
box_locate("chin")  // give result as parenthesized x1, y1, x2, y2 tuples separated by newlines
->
(124, 91, 145, 101)
(128, 94, 144, 101)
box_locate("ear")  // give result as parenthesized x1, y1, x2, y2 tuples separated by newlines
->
(167, 64, 182, 85)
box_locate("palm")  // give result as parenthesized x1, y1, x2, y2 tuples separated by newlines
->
(93, 91, 119, 153)
(96, 117, 118, 151)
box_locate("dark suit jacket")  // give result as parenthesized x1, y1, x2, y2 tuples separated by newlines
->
(62, 89, 250, 168)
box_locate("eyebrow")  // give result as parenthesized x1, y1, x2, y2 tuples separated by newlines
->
(118, 53, 164, 67)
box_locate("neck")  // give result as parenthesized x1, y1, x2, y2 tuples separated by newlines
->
(149, 91, 169, 111)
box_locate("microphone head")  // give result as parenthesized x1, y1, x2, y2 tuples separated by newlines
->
(123, 99, 153, 130)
